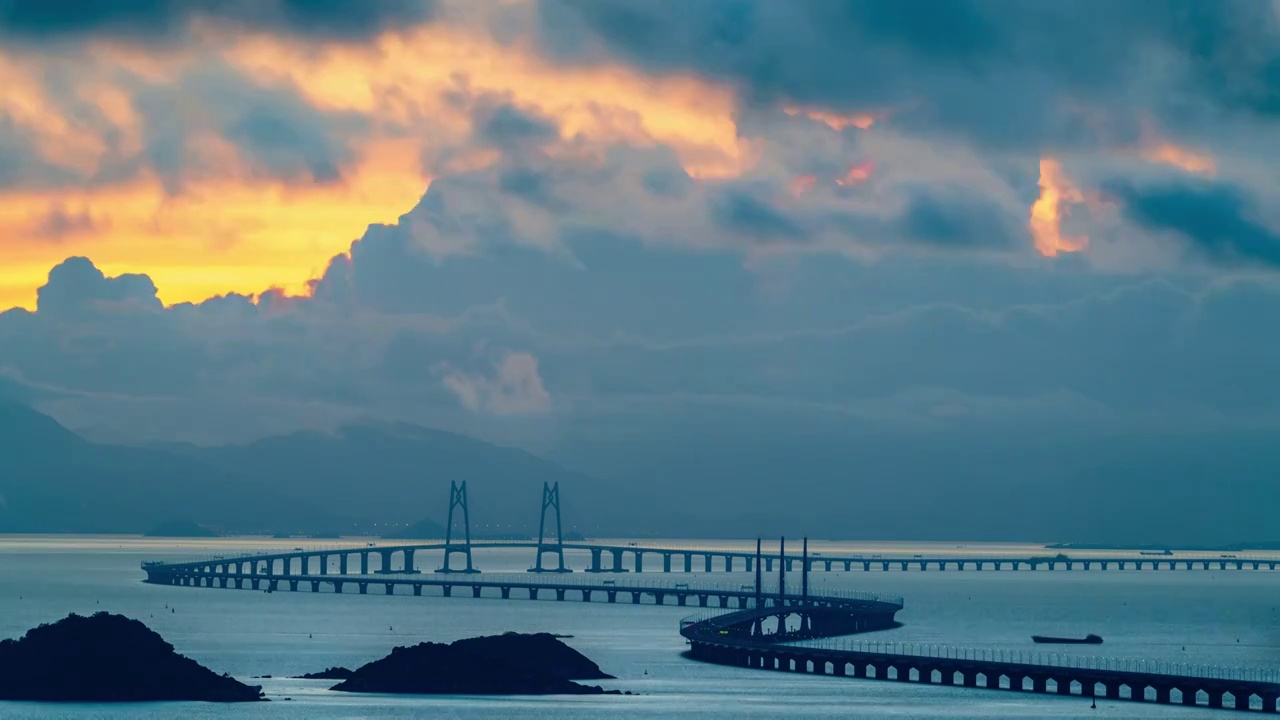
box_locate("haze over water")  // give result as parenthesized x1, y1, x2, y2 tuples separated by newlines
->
(2, 536, 1278, 719)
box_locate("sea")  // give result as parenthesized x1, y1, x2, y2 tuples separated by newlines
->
(1, 535, 1278, 719)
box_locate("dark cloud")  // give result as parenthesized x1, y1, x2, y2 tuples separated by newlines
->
(711, 188, 807, 240)
(891, 188, 1019, 249)
(35, 257, 162, 317)
(533, 0, 1280, 150)
(28, 205, 102, 241)
(1112, 180, 1280, 268)
(475, 104, 559, 150)
(0, 0, 436, 42)
(131, 65, 365, 189)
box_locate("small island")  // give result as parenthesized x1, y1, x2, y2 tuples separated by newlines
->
(328, 632, 621, 695)
(0, 613, 263, 702)
(293, 667, 354, 680)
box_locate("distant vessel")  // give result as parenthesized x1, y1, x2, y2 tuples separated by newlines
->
(1032, 634, 1102, 644)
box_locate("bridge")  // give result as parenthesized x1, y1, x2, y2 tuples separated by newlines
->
(142, 534, 1280, 713)
(683, 609, 1280, 712)
(143, 481, 1280, 577)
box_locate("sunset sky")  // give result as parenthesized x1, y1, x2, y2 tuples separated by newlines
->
(2, 0, 1280, 458)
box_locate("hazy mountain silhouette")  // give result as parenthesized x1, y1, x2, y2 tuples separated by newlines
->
(0, 400, 639, 535)
(165, 421, 638, 537)
(0, 400, 326, 533)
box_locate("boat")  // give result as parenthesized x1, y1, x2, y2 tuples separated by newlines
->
(1032, 634, 1102, 644)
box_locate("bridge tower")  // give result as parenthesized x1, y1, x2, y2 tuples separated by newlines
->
(754, 537, 762, 609)
(778, 536, 786, 605)
(801, 536, 809, 604)
(435, 481, 480, 574)
(529, 482, 572, 573)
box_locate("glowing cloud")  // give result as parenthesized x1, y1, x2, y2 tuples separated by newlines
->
(789, 175, 817, 197)
(1029, 158, 1087, 257)
(836, 160, 875, 187)
(1141, 142, 1216, 176)
(783, 104, 881, 131)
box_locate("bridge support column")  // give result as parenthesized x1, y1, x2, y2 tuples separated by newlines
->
(358, 582, 367, 594)
(334, 581, 343, 593)
(530, 482, 572, 573)
(765, 558, 773, 573)
(634, 553, 643, 573)
(288, 580, 298, 591)
(1209, 692, 1223, 709)
(500, 587, 510, 599)
(704, 554, 713, 572)
(437, 480, 480, 574)
(663, 554, 671, 573)
(378, 550, 393, 574)
(684, 554, 693, 573)
(631, 592, 641, 604)
(384, 583, 394, 595)
(340, 554, 348, 574)
(881, 561, 889, 572)
(607, 591, 616, 603)
(556, 589, 566, 601)
(473, 586, 483, 598)
(724, 555, 733, 572)
(612, 550, 627, 572)
(361, 553, 369, 575)
(443, 585, 453, 597)
(746, 556, 753, 573)
(320, 554, 328, 575)
(413, 585, 422, 596)
(589, 549, 603, 572)
(403, 549, 416, 573)
(310, 581, 320, 592)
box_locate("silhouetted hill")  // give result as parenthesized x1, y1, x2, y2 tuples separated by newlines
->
(0, 612, 262, 702)
(0, 400, 640, 535)
(171, 421, 638, 535)
(0, 400, 341, 534)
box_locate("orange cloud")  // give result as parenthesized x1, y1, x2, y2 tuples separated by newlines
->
(783, 104, 881, 131)
(1029, 157, 1087, 257)
(1141, 141, 1216, 176)
(789, 175, 817, 197)
(836, 160, 875, 187)
(224, 26, 755, 180)
(0, 23, 760, 311)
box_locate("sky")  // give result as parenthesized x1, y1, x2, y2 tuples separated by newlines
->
(2, 0, 1280, 490)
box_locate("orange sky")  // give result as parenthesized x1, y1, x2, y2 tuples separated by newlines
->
(0, 25, 751, 311)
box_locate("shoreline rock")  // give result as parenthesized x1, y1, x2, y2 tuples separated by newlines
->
(330, 632, 621, 696)
(0, 613, 263, 702)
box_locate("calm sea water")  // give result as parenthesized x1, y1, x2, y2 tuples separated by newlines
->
(1, 536, 1278, 719)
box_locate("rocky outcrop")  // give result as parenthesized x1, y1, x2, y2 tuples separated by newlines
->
(330, 632, 619, 695)
(0, 613, 263, 702)
(293, 667, 354, 680)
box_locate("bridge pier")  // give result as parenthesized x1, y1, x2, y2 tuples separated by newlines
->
(361, 553, 369, 575)
(414, 584, 422, 596)
(663, 554, 672, 573)
(333, 581, 343, 593)
(358, 582, 367, 594)
(340, 554, 348, 574)
(704, 554, 713, 573)
(500, 587, 511, 599)
(685, 554, 693, 573)
(320, 554, 328, 575)
(634, 552, 643, 573)
(724, 555, 733, 572)
(864, 562, 871, 572)
(631, 592, 641, 604)
(607, 591, 617, 603)
(472, 585, 482, 598)
(556, 589, 566, 601)
(288, 580, 298, 592)
(310, 580, 320, 592)
(613, 550, 628, 572)
(746, 556, 753, 572)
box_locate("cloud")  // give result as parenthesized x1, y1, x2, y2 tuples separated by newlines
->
(440, 351, 552, 416)
(36, 256, 162, 317)
(1111, 179, 1280, 268)
(0, 0, 437, 43)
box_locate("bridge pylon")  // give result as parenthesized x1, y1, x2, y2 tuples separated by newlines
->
(528, 481, 572, 573)
(435, 481, 480, 574)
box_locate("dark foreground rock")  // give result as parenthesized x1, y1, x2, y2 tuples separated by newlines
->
(293, 667, 354, 680)
(331, 632, 620, 695)
(0, 613, 263, 702)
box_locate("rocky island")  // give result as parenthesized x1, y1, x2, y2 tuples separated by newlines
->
(0, 613, 263, 702)
(328, 632, 622, 695)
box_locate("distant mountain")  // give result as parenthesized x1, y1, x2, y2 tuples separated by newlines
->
(168, 421, 638, 536)
(0, 401, 639, 536)
(0, 400, 332, 534)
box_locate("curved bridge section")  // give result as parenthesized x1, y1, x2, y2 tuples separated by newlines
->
(682, 610, 1280, 713)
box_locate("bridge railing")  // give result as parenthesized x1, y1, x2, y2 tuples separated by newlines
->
(791, 637, 1280, 684)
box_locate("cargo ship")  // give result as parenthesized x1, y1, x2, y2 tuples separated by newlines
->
(1031, 634, 1103, 644)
